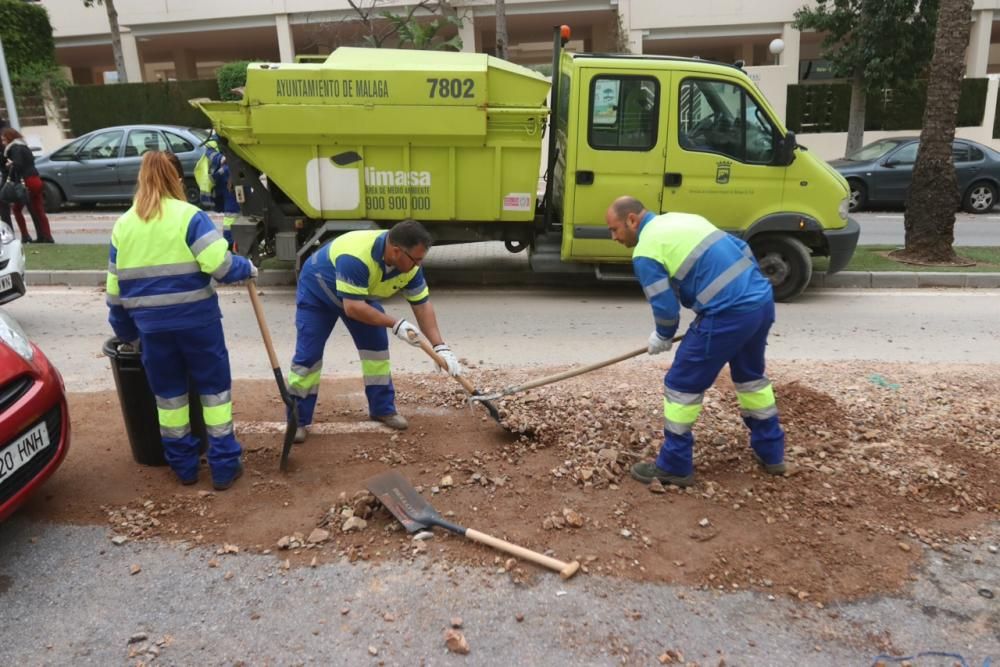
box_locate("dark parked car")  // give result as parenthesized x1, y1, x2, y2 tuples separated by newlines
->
(0, 308, 70, 522)
(35, 124, 210, 212)
(830, 137, 1000, 214)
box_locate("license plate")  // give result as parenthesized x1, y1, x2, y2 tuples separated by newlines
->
(0, 421, 50, 485)
(0, 274, 11, 292)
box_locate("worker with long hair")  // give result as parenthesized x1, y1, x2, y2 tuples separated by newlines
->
(106, 151, 256, 490)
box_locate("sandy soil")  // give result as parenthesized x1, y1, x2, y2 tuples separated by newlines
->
(22, 360, 1000, 604)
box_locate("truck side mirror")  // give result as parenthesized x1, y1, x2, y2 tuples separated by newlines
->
(776, 131, 797, 166)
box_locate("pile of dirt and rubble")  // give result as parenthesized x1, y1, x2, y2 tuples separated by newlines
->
(22, 360, 1000, 603)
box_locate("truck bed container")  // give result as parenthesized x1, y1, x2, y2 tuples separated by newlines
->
(195, 48, 549, 224)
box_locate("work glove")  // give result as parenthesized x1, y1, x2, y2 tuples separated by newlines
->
(648, 331, 674, 355)
(433, 343, 462, 377)
(249, 263, 258, 279)
(391, 319, 422, 346)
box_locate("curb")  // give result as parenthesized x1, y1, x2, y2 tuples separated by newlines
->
(22, 270, 1000, 289)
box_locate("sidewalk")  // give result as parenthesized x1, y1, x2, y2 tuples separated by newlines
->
(21, 241, 1000, 289)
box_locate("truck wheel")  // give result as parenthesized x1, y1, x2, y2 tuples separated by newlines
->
(505, 240, 528, 253)
(750, 235, 813, 303)
(42, 181, 64, 213)
(962, 180, 997, 214)
(847, 180, 866, 213)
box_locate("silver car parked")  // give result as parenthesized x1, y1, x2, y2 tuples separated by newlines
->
(35, 125, 210, 212)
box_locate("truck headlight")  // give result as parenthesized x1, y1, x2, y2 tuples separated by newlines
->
(0, 222, 13, 245)
(0, 310, 33, 361)
(838, 196, 849, 221)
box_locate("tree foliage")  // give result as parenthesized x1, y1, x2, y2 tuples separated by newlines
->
(794, 0, 939, 154)
(0, 0, 62, 94)
(338, 1, 462, 51)
(217, 60, 253, 101)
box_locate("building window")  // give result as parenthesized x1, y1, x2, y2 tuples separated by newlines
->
(679, 78, 776, 164)
(588, 75, 659, 151)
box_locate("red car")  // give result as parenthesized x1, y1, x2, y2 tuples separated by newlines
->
(0, 309, 70, 522)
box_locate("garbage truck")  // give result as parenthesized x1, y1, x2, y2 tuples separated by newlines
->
(193, 26, 859, 302)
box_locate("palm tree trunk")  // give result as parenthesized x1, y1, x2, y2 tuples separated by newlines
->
(105, 0, 128, 83)
(845, 68, 866, 156)
(495, 0, 509, 60)
(898, 0, 974, 263)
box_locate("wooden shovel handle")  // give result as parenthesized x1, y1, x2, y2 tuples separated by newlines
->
(412, 334, 479, 396)
(247, 280, 281, 371)
(465, 528, 581, 580)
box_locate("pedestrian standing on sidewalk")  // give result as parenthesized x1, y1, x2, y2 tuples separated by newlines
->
(105, 151, 256, 490)
(605, 196, 791, 487)
(287, 220, 462, 442)
(1, 128, 54, 243)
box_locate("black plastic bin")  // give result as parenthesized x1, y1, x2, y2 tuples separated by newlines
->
(103, 337, 208, 467)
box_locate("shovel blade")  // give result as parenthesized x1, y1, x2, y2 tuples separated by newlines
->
(365, 470, 441, 533)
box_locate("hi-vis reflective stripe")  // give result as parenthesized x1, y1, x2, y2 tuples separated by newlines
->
(201, 392, 233, 438)
(735, 378, 778, 419)
(643, 276, 671, 299)
(191, 230, 223, 256)
(211, 253, 233, 280)
(288, 361, 322, 398)
(696, 256, 754, 306)
(156, 393, 190, 438)
(663, 388, 704, 435)
(360, 349, 391, 385)
(675, 230, 725, 280)
(121, 286, 215, 308)
(316, 274, 344, 308)
(655, 316, 678, 328)
(117, 261, 201, 281)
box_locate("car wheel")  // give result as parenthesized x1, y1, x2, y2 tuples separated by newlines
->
(847, 180, 867, 213)
(42, 181, 64, 213)
(183, 178, 201, 206)
(750, 235, 813, 303)
(962, 180, 997, 214)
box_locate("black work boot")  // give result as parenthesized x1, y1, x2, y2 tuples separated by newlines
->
(630, 461, 694, 488)
(752, 453, 795, 476)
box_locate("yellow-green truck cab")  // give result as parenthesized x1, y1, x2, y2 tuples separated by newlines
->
(546, 50, 859, 300)
(193, 32, 858, 302)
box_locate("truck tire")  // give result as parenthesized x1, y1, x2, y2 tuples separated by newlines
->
(750, 235, 812, 303)
(42, 180, 64, 213)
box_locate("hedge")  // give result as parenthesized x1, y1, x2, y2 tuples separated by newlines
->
(217, 60, 253, 101)
(787, 78, 988, 134)
(66, 80, 218, 135)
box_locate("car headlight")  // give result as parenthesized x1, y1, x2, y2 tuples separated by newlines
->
(838, 196, 849, 221)
(0, 222, 13, 245)
(0, 310, 33, 361)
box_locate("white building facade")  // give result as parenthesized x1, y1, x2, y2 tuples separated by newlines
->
(36, 0, 1000, 158)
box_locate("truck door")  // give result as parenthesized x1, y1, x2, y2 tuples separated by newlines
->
(569, 69, 668, 260)
(666, 76, 785, 231)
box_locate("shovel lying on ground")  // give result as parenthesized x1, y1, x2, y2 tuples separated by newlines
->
(246, 280, 299, 472)
(470, 334, 685, 404)
(366, 470, 580, 579)
(409, 333, 503, 423)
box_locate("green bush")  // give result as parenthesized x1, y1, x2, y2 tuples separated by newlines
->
(217, 61, 253, 101)
(66, 80, 218, 135)
(0, 0, 62, 98)
(788, 79, 988, 133)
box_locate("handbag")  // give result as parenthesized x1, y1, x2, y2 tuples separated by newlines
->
(0, 179, 27, 205)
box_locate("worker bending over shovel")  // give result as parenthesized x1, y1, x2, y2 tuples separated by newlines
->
(287, 219, 462, 441)
(605, 196, 791, 487)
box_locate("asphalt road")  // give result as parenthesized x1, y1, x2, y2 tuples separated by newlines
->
(39, 208, 1000, 247)
(1, 287, 998, 664)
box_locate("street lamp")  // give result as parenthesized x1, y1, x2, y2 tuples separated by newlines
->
(769, 38, 785, 66)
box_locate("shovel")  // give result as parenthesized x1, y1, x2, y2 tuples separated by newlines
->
(409, 333, 503, 423)
(246, 280, 299, 472)
(366, 470, 580, 579)
(471, 334, 684, 403)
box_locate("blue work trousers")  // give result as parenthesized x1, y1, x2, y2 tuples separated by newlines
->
(656, 300, 785, 476)
(289, 300, 396, 426)
(139, 321, 242, 482)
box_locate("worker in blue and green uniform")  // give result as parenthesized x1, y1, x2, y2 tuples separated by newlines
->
(106, 151, 255, 490)
(288, 219, 462, 442)
(210, 150, 240, 250)
(605, 196, 791, 487)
